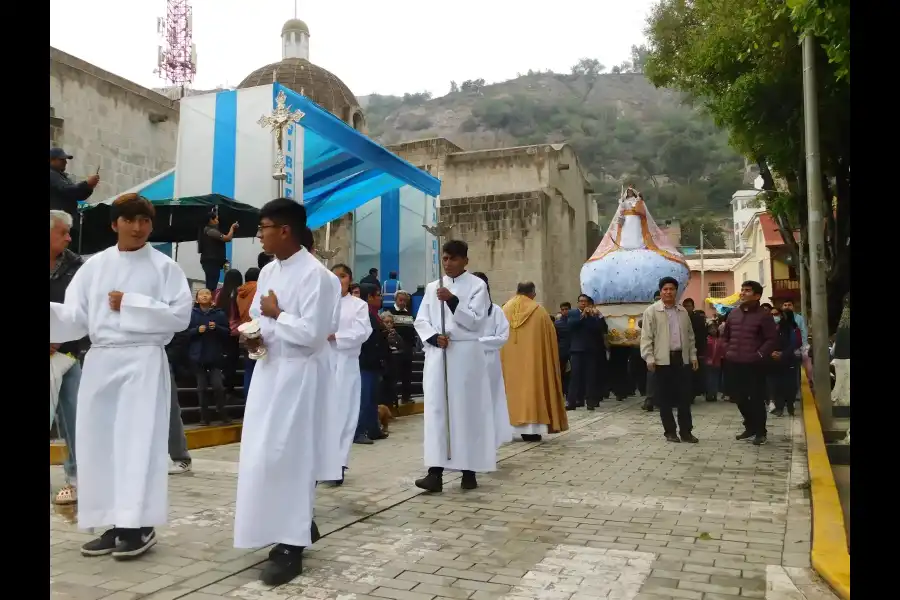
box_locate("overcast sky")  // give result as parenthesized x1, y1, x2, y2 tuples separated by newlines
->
(50, 0, 655, 97)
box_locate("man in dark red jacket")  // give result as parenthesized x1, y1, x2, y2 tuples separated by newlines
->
(722, 280, 778, 445)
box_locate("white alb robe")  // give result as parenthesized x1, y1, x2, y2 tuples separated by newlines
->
(329, 294, 373, 469)
(234, 248, 340, 549)
(315, 272, 344, 483)
(49, 244, 193, 530)
(479, 304, 514, 449)
(414, 272, 496, 472)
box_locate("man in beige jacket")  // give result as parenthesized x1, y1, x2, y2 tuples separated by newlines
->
(639, 277, 699, 443)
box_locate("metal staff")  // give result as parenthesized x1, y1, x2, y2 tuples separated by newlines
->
(314, 220, 340, 266)
(423, 221, 454, 460)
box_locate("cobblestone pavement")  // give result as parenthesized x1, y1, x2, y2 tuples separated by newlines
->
(51, 398, 841, 600)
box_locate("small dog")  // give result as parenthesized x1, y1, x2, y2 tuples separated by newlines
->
(378, 404, 394, 434)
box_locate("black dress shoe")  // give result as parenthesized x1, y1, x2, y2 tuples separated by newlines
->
(665, 433, 681, 443)
(460, 471, 478, 490)
(353, 434, 373, 445)
(260, 545, 303, 586)
(735, 430, 754, 440)
(521, 434, 542, 442)
(681, 434, 699, 443)
(415, 471, 443, 493)
(752, 435, 767, 446)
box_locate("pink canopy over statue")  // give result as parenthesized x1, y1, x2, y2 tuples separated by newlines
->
(580, 188, 690, 346)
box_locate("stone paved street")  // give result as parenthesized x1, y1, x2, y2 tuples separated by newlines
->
(51, 398, 840, 600)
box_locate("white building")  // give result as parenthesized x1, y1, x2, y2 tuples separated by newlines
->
(731, 189, 764, 252)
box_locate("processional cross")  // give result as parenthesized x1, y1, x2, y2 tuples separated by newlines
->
(257, 89, 305, 197)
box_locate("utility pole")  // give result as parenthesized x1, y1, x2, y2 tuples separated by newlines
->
(699, 224, 705, 312)
(801, 33, 832, 429)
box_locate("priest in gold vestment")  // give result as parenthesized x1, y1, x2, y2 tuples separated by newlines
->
(500, 282, 569, 442)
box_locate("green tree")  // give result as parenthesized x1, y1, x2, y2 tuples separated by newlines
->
(785, 0, 850, 81)
(680, 216, 727, 249)
(571, 58, 605, 77)
(630, 44, 649, 73)
(644, 0, 849, 331)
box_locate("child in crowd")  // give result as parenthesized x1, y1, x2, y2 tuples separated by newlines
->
(188, 289, 231, 425)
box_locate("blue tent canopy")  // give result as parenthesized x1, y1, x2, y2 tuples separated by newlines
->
(103, 84, 440, 229)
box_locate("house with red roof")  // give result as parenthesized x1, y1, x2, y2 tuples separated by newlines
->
(731, 212, 801, 306)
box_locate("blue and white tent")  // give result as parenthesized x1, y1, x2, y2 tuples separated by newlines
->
(107, 83, 441, 282)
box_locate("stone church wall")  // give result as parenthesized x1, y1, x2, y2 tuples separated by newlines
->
(49, 47, 179, 202)
(439, 190, 582, 311)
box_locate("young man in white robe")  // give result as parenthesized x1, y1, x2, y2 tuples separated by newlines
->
(472, 272, 513, 449)
(233, 199, 340, 586)
(326, 263, 372, 484)
(414, 240, 496, 492)
(49, 193, 193, 560)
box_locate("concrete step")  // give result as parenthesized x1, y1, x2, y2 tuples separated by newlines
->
(51, 395, 425, 465)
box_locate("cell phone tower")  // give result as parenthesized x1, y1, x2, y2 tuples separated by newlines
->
(154, 0, 198, 99)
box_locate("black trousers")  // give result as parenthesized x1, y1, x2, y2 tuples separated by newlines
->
(567, 351, 599, 408)
(559, 354, 570, 396)
(655, 352, 693, 436)
(772, 365, 799, 412)
(201, 261, 223, 291)
(608, 346, 633, 399)
(730, 362, 768, 436)
(193, 364, 226, 422)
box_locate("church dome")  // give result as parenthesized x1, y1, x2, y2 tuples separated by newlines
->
(237, 19, 366, 132)
(281, 18, 309, 36)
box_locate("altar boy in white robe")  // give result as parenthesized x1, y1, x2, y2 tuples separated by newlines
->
(472, 272, 514, 449)
(233, 199, 340, 586)
(414, 240, 496, 492)
(49, 193, 193, 559)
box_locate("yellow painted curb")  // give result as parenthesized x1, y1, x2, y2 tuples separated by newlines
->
(51, 401, 425, 466)
(801, 369, 850, 599)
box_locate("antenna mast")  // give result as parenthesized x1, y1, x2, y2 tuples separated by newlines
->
(155, 0, 198, 100)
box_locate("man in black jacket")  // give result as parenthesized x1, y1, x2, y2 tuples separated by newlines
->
(566, 294, 608, 411)
(50, 148, 99, 251)
(555, 302, 572, 396)
(354, 284, 390, 444)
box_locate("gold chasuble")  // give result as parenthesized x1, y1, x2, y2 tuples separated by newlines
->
(500, 295, 569, 434)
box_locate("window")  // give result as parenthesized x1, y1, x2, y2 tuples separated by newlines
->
(708, 281, 728, 298)
(788, 265, 798, 280)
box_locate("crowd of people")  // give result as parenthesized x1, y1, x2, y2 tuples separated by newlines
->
(49, 186, 810, 588)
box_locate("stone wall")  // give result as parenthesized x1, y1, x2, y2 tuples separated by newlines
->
(440, 190, 581, 310)
(49, 47, 179, 202)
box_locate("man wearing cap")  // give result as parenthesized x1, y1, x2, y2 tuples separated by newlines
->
(50, 148, 100, 250)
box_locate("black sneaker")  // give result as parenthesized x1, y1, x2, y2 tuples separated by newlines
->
(753, 435, 767, 446)
(81, 528, 119, 556)
(521, 434, 542, 442)
(112, 528, 156, 560)
(353, 434, 373, 445)
(460, 471, 478, 490)
(565, 405, 576, 411)
(310, 520, 321, 545)
(260, 545, 303, 586)
(787, 407, 796, 416)
(665, 433, 681, 443)
(735, 431, 754, 440)
(415, 471, 443, 493)
(681, 434, 699, 443)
